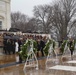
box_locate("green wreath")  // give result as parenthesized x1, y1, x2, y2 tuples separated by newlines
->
(43, 39, 56, 56)
(60, 40, 68, 54)
(19, 39, 37, 60)
(60, 39, 76, 55)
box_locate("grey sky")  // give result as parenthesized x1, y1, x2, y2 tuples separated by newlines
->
(11, 0, 53, 17)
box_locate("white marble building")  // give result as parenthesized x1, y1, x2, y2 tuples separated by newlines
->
(0, 0, 11, 30)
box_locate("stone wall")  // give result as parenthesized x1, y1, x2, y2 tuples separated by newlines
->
(0, 0, 11, 30)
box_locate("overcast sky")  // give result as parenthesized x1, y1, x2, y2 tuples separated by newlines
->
(11, 0, 53, 17)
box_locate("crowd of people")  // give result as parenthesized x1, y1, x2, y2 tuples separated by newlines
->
(3, 33, 48, 55)
(1, 32, 75, 62)
(2, 33, 49, 62)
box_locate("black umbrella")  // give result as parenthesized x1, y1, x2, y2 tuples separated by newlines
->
(12, 36, 20, 40)
(4, 36, 11, 39)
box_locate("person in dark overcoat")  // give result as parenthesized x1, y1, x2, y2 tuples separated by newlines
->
(40, 36, 45, 57)
(7, 39, 11, 55)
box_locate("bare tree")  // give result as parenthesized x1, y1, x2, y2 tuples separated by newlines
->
(33, 5, 53, 33)
(11, 11, 29, 31)
(25, 18, 38, 32)
(52, 0, 76, 40)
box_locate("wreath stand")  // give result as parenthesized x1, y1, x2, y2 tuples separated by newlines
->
(23, 41, 38, 71)
(45, 43, 54, 70)
(62, 43, 71, 61)
(46, 42, 59, 70)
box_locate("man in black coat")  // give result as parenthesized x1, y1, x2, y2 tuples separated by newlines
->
(40, 36, 45, 57)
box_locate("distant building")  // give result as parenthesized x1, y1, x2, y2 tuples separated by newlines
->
(0, 0, 11, 30)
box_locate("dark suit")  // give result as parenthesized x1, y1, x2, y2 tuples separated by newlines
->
(7, 40, 11, 54)
(40, 40, 45, 56)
